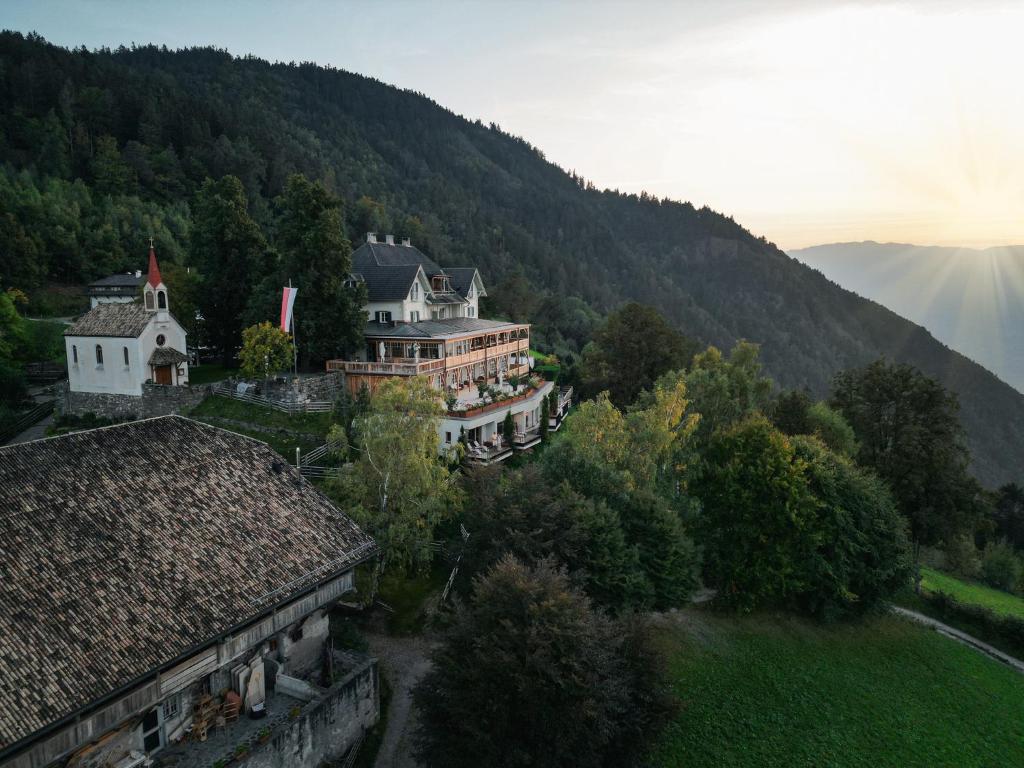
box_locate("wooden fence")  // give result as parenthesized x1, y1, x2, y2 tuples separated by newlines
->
(213, 384, 333, 414)
(0, 400, 54, 444)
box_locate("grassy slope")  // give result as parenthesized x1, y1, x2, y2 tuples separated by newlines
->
(919, 567, 1024, 619)
(187, 395, 331, 462)
(649, 611, 1024, 768)
(186, 363, 237, 385)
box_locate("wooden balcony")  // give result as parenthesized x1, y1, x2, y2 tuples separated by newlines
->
(326, 357, 446, 376)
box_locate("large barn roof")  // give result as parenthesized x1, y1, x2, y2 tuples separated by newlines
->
(0, 417, 376, 750)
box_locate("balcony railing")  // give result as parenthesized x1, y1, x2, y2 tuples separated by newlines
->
(326, 357, 446, 376)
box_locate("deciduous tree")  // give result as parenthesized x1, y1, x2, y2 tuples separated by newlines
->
(328, 376, 461, 571)
(238, 322, 293, 381)
(414, 556, 673, 768)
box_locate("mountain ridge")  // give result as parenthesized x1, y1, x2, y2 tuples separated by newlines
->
(790, 241, 1024, 396)
(0, 32, 1021, 487)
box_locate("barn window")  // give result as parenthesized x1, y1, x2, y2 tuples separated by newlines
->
(95, 345, 104, 367)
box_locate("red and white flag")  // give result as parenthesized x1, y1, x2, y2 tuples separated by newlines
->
(280, 286, 298, 332)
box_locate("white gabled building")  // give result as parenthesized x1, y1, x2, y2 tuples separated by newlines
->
(329, 235, 573, 463)
(65, 246, 190, 395)
(350, 233, 485, 322)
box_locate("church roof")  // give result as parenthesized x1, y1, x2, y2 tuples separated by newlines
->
(148, 346, 189, 366)
(146, 246, 163, 288)
(64, 302, 153, 338)
(0, 416, 377, 751)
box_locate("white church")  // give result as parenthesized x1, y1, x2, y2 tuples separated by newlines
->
(64, 245, 190, 396)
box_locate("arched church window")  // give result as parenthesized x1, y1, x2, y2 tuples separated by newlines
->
(123, 346, 130, 367)
(157, 291, 167, 309)
(95, 345, 104, 366)
(145, 292, 154, 310)
(72, 345, 78, 365)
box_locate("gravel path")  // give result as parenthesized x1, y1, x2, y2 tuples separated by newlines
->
(365, 632, 435, 768)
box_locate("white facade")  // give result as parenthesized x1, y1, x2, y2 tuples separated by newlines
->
(66, 251, 189, 396)
(65, 313, 188, 395)
(438, 380, 553, 450)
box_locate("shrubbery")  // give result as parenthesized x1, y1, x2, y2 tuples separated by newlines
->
(980, 541, 1023, 593)
(918, 589, 1024, 659)
(693, 417, 911, 617)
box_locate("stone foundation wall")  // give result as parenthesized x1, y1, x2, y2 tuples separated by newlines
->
(242, 658, 379, 768)
(56, 381, 212, 420)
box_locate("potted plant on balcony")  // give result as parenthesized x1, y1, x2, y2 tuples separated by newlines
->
(508, 374, 521, 394)
(477, 382, 490, 402)
(234, 743, 249, 760)
(257, 727, 271, 744)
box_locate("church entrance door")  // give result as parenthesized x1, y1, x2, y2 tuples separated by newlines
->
(155, 365, 172, 385)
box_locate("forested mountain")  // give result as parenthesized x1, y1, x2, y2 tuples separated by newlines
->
(790, 241, 1024, 395)
(0, 31, 1021, 487)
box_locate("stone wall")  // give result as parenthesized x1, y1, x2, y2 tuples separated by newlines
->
(242, 657, 379, 768)
(56, 381, 212, 420)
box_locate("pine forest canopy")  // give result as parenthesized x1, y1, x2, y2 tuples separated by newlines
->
(0, 31, 1022, 487)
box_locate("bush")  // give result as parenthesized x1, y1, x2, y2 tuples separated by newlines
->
(793, 436, 912, 619)
(414, 556, 674, 768)
(920, 589, 1024, 659)
(980, 541, 1023, 593)
(942, 535, 980, 579)
(694, 418, 911, 617)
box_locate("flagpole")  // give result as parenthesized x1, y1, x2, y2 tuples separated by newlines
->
(290, 279, 298, 377)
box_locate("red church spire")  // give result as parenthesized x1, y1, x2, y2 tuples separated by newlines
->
(147, 237, 163, 288)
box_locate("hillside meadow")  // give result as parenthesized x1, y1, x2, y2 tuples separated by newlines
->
(648, 610, 1024, 768)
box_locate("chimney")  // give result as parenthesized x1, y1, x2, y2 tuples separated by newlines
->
(366, 232, 378, 244)
(401, 237, 412, 247)
(385, 234, 395, 245)
(135, 270, 142, 278)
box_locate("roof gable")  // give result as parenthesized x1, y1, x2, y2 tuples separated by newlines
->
(352, 241, 445, 276)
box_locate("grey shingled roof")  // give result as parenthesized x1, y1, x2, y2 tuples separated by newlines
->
(357, 264, 422, 302)
(364, 317, 522, 339)
(64, 303, 153, 338)
(88, 273, 146, 289)
(0, 417, 376, 750)
(445, 268, 483, 299)
(352, 241, 445, 276)
(148, 346, 189, 366)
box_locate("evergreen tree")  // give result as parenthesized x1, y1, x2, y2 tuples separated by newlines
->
(190, 175, 269, 364)
(271, 174, 366, 365)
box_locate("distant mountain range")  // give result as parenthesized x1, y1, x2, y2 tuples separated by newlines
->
(790, 242, 1024, 395)
(0, 33, 1022, 487)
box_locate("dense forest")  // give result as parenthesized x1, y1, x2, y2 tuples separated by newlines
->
(0, 31, 1021, 486)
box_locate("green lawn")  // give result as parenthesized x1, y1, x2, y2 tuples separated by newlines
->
(919, 566, 1024, 619)
(189, 394, 333, 436)
(187, 363, 238, 385)
(649, 610, 1023, 768)
(188, 417, 322, 463)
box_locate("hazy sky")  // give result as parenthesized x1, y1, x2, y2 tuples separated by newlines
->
(4, 0, 1023, 249)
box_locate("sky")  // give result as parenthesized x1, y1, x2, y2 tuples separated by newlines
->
(4, 0, 1024, 250)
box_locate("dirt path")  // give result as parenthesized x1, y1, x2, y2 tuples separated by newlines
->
(365, 632, 434, 768)
(890, 604, 1024, 674)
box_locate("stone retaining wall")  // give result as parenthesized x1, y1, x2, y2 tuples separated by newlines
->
(56, 381, 212, 420)
(243, 657, 379, 768)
